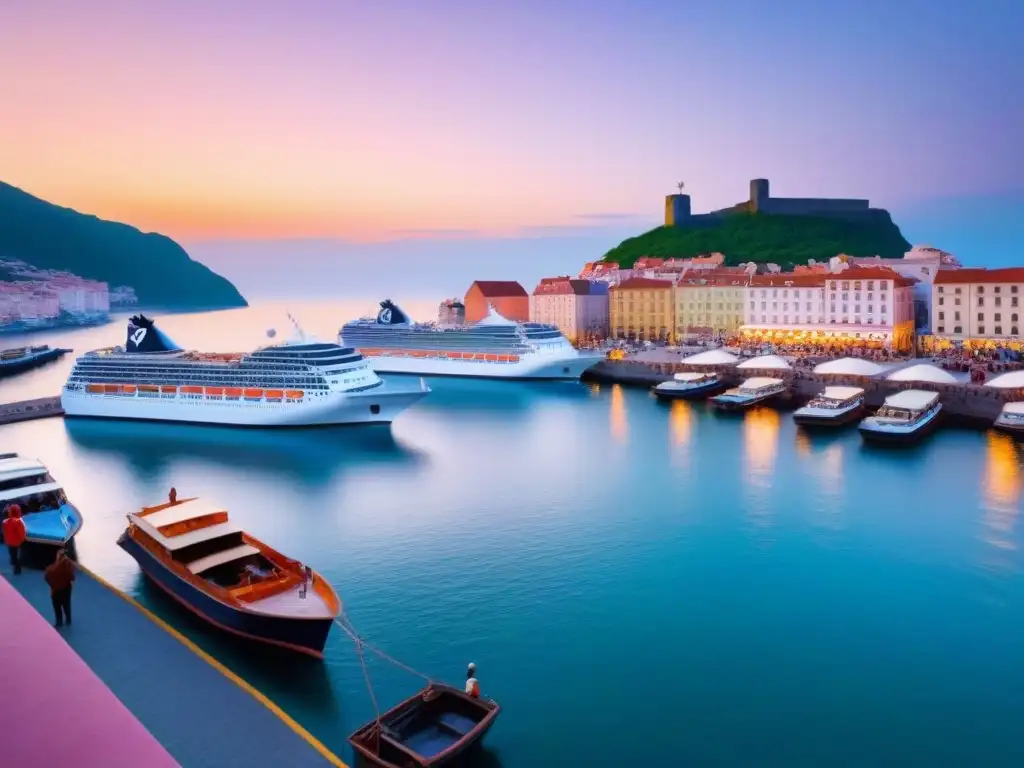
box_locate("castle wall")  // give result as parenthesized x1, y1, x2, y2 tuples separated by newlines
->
(758, 197, 870, 215)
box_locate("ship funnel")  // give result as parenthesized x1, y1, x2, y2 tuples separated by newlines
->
(376, 300, 410, 326)
(125, 315, 181, 353)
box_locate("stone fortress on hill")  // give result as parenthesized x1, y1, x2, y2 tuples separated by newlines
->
(665, 178, 889, 227)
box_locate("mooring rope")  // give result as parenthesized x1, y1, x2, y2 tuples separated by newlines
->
(333, 614, 433, 683)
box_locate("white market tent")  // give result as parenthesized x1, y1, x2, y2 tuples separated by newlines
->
(883, 389, 940, 411)
(813, 357, 884, 377)
(681, 349, 739, 366)
(736, 354, 792, 371)
(985, 371, 1024, 389)
(886, 364, 957, 384)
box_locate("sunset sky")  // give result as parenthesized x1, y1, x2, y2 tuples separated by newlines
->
(2, 0, 1021, 242)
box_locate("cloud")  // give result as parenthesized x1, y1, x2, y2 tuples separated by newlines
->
(386, 227, 481, 238)
(573, 212, 646, 221)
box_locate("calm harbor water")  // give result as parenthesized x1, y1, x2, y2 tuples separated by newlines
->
(4, 303, 1024, 766)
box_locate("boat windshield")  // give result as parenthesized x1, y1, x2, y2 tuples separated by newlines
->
(0, 472, 56, 493)
(7, 488, 68, 514)
(808, 395, 856, 409)
(875, 406, 928, 423)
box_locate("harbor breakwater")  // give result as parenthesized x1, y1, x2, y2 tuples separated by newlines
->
(584, 359, 1014, 426)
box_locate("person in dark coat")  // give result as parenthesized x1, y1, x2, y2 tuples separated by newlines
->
(45, 548, 76, 627)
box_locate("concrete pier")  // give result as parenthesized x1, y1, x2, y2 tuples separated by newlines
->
(0, 396, 64, 425)
(0, 562, 347, 768)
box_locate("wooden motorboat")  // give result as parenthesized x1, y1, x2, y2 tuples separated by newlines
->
(117, 496, 340, 657)
(0, 453, 83, 546)
(652, 371, 725, 400)
(858, 390, 942, 445)
(793, 386, 866, 427)
(349, 684, 500, 768)
(711, 377, 787, 411)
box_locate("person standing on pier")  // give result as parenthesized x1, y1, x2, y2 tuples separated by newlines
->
(2, 504, 26, 575)
(168, 487, 178, 504)
(44, 548, 75, 627)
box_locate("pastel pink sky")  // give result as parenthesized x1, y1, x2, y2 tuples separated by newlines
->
(1, 0, 1020, 240)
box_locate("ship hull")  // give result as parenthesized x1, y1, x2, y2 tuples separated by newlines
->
(118, 533, 333, 657)
(60, 381, 428, 427)
(352, 351, 602, 380)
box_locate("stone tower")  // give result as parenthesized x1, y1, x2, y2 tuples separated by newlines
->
(664, 194, 692, 227)
(749, 179, 770, 213)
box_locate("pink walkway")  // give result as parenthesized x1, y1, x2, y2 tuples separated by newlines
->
(0, 575, 178, 768)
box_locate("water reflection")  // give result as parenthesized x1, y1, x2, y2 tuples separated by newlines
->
(669, 400, 693, 470)
(609, 384, 627, 444)
(979, 432, 1022, 570)
(63, 418, 423, 485)
(743, 408, 780, 530)
(795, 429, 811, 458)
(412, 378, 590, 420)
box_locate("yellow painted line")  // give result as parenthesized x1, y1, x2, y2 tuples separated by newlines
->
(74, 562, 349, 768)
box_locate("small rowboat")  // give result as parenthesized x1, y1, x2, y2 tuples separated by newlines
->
(349, 684, 500, 768)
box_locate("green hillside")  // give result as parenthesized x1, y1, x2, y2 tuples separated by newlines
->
(0, 182, 246, 309)
(601, 212, 912, 269)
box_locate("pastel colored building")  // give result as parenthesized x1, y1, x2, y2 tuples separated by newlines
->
(673, 272, 748, 337)
(610, 277, 675, 342)
(530, 277, 609, 341)
(932, 267, 1024, 340)
(852, 244, 961, 331)
(579, 261, 631, 286)
(464, 280, 529, 323)
(739, 266, 916, 352)
(438, 298, 465, 325)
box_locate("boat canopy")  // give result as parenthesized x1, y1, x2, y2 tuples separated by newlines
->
(139, 498, 227, 529)
(813, 357, 884, 376)
(884, 389, 939, 411)
(886, 364, 956, 384)
(822, 385, 864, 401)
(681, 349, 739, 366)
(130, 498, 241, 551)
(1002, 402, 1024, 415)
(739, 376, 784, 390)
(186, 544, 261, 575)
(673, 371, 711, 382)
(737, 354, 792, 371)
(986, 371, 1024, 389)
(0, 455, 47, 481)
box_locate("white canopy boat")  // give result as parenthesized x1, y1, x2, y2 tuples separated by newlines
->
(793, 386, 866, 427)
(858, 389, 942, 444)
(711, 377, 787, 411)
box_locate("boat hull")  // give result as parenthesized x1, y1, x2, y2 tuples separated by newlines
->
(711, 392, 783, 411)
(350, 349, 602, 381)
(652, 380, 725, 400)
(60, 380, 428, 427)
(793, 403, 865, 427)
(23, 503, 83, 546)
(993, 418, 1024, 437)
(0, 348, 65, 378)
(117, 533, 334, 656)
(859, 406, 942, 445)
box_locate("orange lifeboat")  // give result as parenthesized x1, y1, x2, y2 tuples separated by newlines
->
(160, 385, 178, 394)
(509, 354, 520, 363)
(285, 390, 304, 399)
(265, 390, 284, 400)
(205, 387, 224, 397)
(224, 388, 243, 398)
(181, 386, 203, 395)
(485, 354, 498, 362)
(411, 350, 427, 358)
(139, 384, 159, 393)
(122, 384, 138, 394)
(103, 384, 122, 394)
(360, 348, 379, 356)
(244, 389, 263, 399)
(87, 383, 104, 394)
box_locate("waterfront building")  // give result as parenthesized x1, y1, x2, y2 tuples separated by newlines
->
(578, 261, 632, 286)
(438, 298, 466, 325)
(739, 267, 916, 352)
(673, 272, 747, 337)
(610, 277, 675, 342)
(852, 245, 961, 331)
(110, 285, 139, 307)
(530, 277, 609, 341)
(464, 281, 529, 324)
(932, 267, 1024, 342)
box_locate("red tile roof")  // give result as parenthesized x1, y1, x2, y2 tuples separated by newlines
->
(934, 267, 1024, 284)
(824, 267, 917, 287)
(748, 273, 826, 288)
(533, 278, 595, 296)
(470, 280, 528, 297)
(612, 277, 674, 291)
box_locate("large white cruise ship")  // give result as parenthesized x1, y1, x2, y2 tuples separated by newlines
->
(339, 300, 603, 380)
(61, 314, 430, 427)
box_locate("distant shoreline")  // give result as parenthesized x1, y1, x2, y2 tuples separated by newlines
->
(0, 315, 112, 336)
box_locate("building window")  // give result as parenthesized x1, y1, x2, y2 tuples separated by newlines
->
(938, 311, 945, 320)
(955, 288, 962, 294)
(937, 325, 945, 333)
(995, 286, 1002, 293)
(978, 312, 984, 321)
(938, 297, 944, 305)
(1013, 327, 1020, 336)
(979, 326, 986, 335)
(1012, 286, 1019, 294)
(996, 326, 1003, 335)
(978, 286, 985, 293)
(1013, 314, 1019, 322)
(996, 313, 1002, 321)
(955, 311, 961, 321)
(954, 325, 963, 334)
(938, 286, 944, 293)
(996, 297, 1003, 307)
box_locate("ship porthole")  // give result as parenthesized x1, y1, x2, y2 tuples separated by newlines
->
(563, 367, 570, 374)
(370, 404, 380, 415)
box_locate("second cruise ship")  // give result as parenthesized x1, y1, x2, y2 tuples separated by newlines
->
(339, 300, 603, 380)
(61, 314, 429, 427)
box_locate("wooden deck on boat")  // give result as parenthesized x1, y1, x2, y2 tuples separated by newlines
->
(0, 561, 346, 768)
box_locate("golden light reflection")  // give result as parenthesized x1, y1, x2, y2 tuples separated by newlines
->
(795, 429, 811, 458)
(743, 407, 780, 485)
(609, 384, 627, 444)
(819, 443, 845, 504)
(980, 431, 1022, 559)
(586, 382, 601, 396)
(669, 400, 692, 447)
